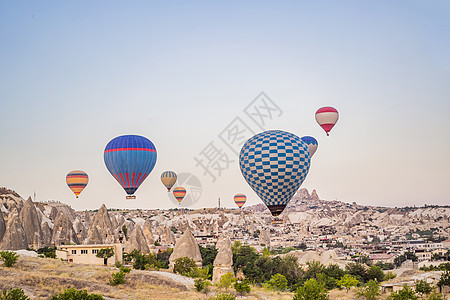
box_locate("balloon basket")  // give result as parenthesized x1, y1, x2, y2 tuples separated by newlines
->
(126, 195, 136, 200)
(272, 218, 283, 225)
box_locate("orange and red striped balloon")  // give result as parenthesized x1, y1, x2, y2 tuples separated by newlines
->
(234, 193, 246, 208)
(173, 187, 187, 204)
(66, 170, 88, 198)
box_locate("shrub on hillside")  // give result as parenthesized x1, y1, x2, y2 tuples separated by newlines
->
(293, 278, 329, 300)
(215, 272, 237, 292)
(173, 257, 197, 276)
(50, 288, 104, 300)
(194, 278, 211, 293)
(109, 270, 126, 286)
(119, 266, 131, 274)
(208, 292, 236, 300)
(0, 251, 19, 267)
(0, 288, 29, 300)
(356, 280, 381, 300)
(388, 284, 418, 300)
(233, 280, 251, 295)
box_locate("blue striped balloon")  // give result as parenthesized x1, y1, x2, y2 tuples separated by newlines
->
(104, 135, 157, 197)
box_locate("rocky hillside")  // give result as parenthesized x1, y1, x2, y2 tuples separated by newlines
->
(0, 188, 448, 251)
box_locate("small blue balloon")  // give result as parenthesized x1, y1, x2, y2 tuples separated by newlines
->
(301, 136, 318, 157)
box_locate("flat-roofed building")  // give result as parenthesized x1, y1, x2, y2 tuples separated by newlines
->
(56, 243, 123, 266)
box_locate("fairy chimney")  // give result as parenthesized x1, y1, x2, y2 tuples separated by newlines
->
(212, 237, 234, 283)
(169, 227, 202, 270)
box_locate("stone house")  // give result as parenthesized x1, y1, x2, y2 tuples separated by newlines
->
(56, 243, 123, 266)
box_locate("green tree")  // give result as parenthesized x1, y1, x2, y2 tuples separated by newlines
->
(264, 273, 288, 291)
(262, 247, 271, 257)
(0, 288, 29, 300)
(233, 280, 251, 295)
(109, 270, 126, 286)
(346, 262, 369, 283)
(415, 280, 433, 296)
(215, 272, 236, 292)
(385, 271, 397, 280)
(274, 254, 303, 290)
(356, 280, 381, 300)
(96, 248, 114, 265)
(173, 257, 197, 276)
(0, 251, 19, 267)
(253, 256, 275, 282)
(304, 260, 325, 280)
(316, 273, 337, 290)
(323, 264, 345, 281)
(337, 274, 359, 293)
(367, 265, 385, 282)
(389, 284, 418, 300)
(199, 244, 217, 277)
(232, 244, 259, 279)
(156, 248, 173, 269)
(293, 278, 329, 300)
(50, 288, 104, 300)
(194, 278, 211, 293)
(437, 270, 450, 290)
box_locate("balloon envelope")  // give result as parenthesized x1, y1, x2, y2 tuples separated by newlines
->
(161, 171, 177, 191)
(66, 170, 88, 198)
(234, 193, 246, 208)
(104, 135, 157, 196)
(315, 106, 339, 136)
(301, 136, 318, 157)
(239, 130, 311, 216)
(173, 187, 186, 204)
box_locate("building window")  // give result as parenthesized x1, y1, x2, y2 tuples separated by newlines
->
(92, 249, 99, 254)
(81, 250, 88, 254)
(72, 250, 76, 254)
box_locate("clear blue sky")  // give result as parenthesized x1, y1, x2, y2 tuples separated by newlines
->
(1, 1, 449, 211)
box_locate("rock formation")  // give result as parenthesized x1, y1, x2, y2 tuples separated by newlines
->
(0, 212, 6, 242)
(52, 211, 79, 246)
(1, 209, 28, 250)
(212, 238, 234, 283)
(124, 225, 150, 253)
(84, 226, 103, 245)
(310, 189, 319, 201)
(160, 226, 176, 246)
(19, 197, 43, 249)
(259, 229, 271, 246)
(169, 227, 202, 269)
(87, 204, 115, 244)
(142, 220, 155, 247)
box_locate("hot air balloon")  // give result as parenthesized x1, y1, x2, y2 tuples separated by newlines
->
(161, 171, 177, 192)
(173, 187, 186, 204)
(104, 135, 157, 199)
(239, 130, 311, 216)
(315, 106, 339, 136)
(234, 193, 246, 209)
(301, 136, 318, 157)
(66, 170, 88, 198)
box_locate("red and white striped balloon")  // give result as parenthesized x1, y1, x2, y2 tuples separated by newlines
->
(315, 107, 339, 136)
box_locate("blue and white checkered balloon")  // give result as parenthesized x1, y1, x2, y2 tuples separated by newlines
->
(239, 130, 311, 216)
